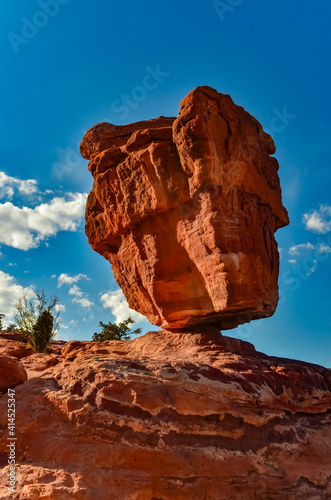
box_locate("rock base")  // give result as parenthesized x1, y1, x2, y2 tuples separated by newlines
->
(0, 330, 330, 499)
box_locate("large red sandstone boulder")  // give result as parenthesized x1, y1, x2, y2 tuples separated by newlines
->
(80, 86, 289, 330)
(0, 332, 33, 360)
(0, 355, 27, 392)
(0, 331, 330, 499)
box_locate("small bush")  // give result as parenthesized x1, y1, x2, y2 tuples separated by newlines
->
(92, 317, 142, 342)
(28, 310, 54, 352)
(5, 323, 17, 333)
(14, 288, 60, 343)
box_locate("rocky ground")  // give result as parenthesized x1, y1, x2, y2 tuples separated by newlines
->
(0, 329, 330, 499)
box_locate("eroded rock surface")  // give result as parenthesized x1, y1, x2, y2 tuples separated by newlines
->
(0, 331, 330, 499)
(0, 355, 27, 392)
(81, 86, 289, 330)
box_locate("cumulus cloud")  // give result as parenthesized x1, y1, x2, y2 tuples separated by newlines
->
(318, 243, 331, 254)
(57, 273, 90, 287)
(0, 171, 38, 199)
(289, 242, 331, 256)
(101, 289, 145, 324)
(57, 274, 93, 310)
(68, 284, 84, 297)
(289, 242, 315, 256)
(55, 303, 66, 313)
(0, 193, 87, 251)
(287, 241, 330, 277)
(303, 205, 331, 233)
(72, 297, 94, 309)
(0, 271, 35, 321)
(68, 284, 94, 310)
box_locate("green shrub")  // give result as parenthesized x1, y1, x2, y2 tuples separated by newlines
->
(28, 310, 54, 352)
(92, 317, 142, 342)
(5, 323, 17, 333)
(14, 288, 60, 342)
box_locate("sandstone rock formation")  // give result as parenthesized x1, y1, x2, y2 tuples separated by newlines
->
(0, 331, 330, 499)
(0, 355, 27, 392)
(80, 86, 289, 330)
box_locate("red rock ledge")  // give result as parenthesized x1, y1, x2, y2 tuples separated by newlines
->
(0, 330, 330, 499)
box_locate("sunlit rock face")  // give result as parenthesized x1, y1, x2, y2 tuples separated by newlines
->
(80, 86, 289, 330)
(1, 331, 330, 499)
(0, 354, 27, 391)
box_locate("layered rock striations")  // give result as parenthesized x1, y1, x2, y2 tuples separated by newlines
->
(80, 86, 289, 330)
(0, 331, 330, 499)
(1, 89, 329, 500)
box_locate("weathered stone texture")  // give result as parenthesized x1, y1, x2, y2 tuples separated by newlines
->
(0, 331, 330, 499)
(81, 86, 289, 330)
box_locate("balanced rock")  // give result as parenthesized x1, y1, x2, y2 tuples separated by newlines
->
(80, 86, 289, 330)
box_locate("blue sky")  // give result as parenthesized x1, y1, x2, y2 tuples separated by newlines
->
(0, 0, 330, 367)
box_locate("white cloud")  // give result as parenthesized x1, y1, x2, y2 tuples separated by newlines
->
(57, 274, 93, 310)
(68, 283, 94, 310)
(317, 243, 331, 254)
(68, 284, 84, 297)
(0, 271, 35, 322)
(288, 259, 297, 264)
(72, 297, 93, 309)
(101, 289, 145, 324)
(289, 242, 315, 256)
(303, 205, 331, 234)
(0, 193, 87, 251)
(289, 242, 331, 256)
(57, 273, 90, 287)
(55, 303, 66, 313)
(0, 171, 38, 199)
